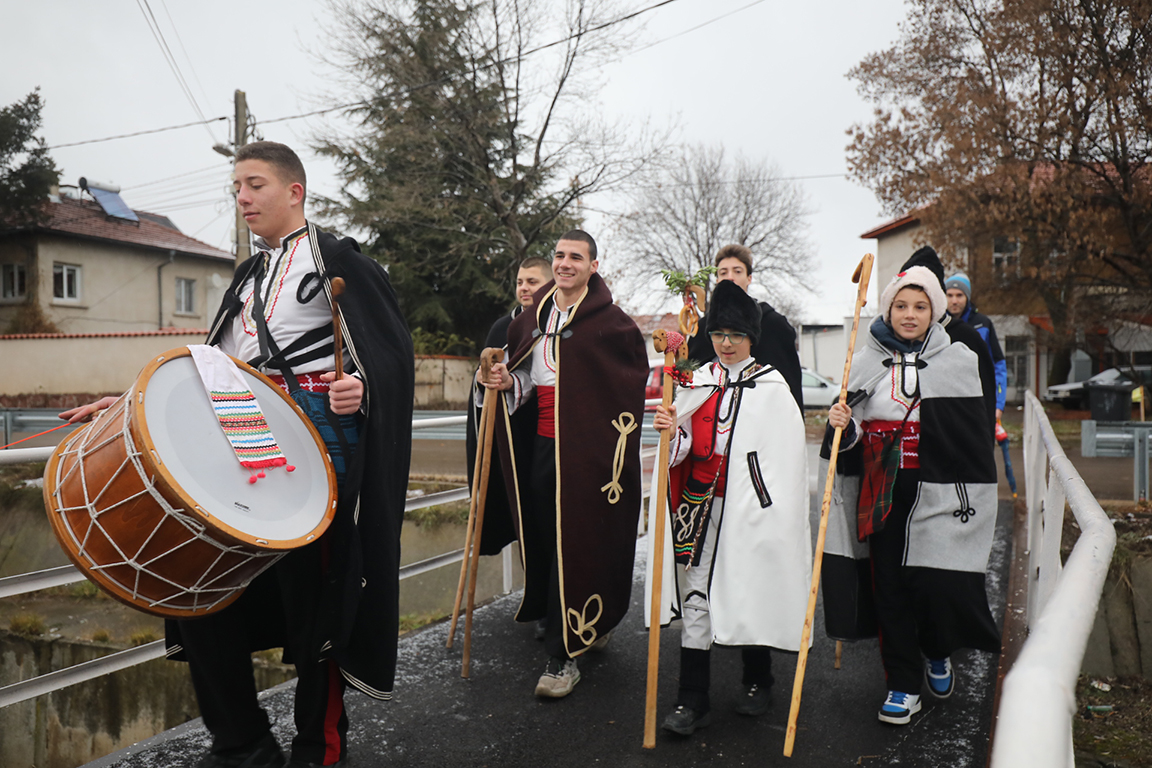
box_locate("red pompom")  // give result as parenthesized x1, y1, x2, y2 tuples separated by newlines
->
(286, 465, 296, 472)
(257, 471, 266, 478)
(248, 475, 258, 484)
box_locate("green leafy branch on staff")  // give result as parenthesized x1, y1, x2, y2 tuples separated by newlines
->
(661, 266, 716, 296)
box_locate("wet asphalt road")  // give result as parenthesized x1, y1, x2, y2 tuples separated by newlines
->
(88, 493, 1012, 768)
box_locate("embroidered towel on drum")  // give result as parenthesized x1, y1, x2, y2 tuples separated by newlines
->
(188, 345, 295, 482)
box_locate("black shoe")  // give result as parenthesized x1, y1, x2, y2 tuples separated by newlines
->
(661, 705, 712, 736)
(197, 733, 286, 768)
(287, 759, 346, 768)
(734, 683, 772, 716)
(534, 618, 547, 641)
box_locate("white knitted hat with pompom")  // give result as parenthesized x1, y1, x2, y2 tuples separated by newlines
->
(879, 265, 947, 322)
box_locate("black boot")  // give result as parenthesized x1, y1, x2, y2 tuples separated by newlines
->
(736, 646, 773, 716)
(662, 647, 712, 736)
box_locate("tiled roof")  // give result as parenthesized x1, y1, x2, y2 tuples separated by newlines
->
(1, 197, 231, 261)
(0, 328, 208, 340)
(859, 211, 922, 240)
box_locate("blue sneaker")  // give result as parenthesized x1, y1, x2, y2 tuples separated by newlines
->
(878, 691, 921, 725)
(925, 657, 954, 699)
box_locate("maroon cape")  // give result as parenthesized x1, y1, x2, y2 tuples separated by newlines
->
(492, 272, 648, 657)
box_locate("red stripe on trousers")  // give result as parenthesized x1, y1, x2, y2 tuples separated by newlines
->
(322, 659, 344, 765)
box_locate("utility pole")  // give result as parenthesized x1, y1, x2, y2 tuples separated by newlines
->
(233, 89, 250, 268)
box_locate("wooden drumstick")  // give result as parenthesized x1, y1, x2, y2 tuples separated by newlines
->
(331, 277, 345, 380)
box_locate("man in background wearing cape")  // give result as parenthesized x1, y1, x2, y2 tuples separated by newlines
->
(465, 257, 551, 572)
(687, 243, 803, 411)
(480, 230, 648, 698)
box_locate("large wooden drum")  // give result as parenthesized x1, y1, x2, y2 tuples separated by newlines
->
(43, 347, 338, 618)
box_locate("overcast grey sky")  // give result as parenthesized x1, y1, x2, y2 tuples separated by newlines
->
(3, 0, 909, 324)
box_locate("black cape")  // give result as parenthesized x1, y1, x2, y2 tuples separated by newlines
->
(688, 299, 803, 411)
(166, 223, 414, 699)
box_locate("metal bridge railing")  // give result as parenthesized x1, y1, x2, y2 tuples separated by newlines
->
(0, 414, 475, 708)
(990, 391, 1117, 767)
(0, 406, 661, 709)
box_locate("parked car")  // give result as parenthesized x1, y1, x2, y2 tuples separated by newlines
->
(1044, 368, 1134, 410)
(802, 368, 838, 409)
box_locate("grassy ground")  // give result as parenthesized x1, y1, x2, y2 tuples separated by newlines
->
(1074, 676, 1152, 766)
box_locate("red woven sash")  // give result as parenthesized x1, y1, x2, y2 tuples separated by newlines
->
(537, 385, 556, 438)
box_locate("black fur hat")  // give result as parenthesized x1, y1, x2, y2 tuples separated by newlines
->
(900, 245, 947, 291)
(706, 280, 762, 344)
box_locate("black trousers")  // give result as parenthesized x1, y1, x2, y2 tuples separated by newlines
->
(177, 397, 360, 765)
(526, 434, 569, 660)
(178, 541, 348, 764)
(869, 471, 949, 695)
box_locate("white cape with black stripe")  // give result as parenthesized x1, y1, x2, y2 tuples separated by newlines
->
(644, 362, 812, 650)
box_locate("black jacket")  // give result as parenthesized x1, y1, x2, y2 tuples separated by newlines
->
(167, 224, 414, 699)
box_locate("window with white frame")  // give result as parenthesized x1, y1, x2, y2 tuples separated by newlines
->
(175, 277, 195, 314)
(992, 236, 1019, 278)
(53, 263, 81, 301)
(2, 263, 26, 299)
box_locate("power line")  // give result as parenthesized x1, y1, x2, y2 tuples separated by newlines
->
(48, 0, 687, 148)
(121, 162, 232, 191)
(630, 0, 769, 55)
(157, 0, 217, 115)
(134, 0, 217, 142)
(47, 117, 227, 150)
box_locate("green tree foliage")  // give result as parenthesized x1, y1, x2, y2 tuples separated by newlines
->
(313, 0, 664, 352)
(0, 89, 59, 226)
(848, 0, 1152, 384)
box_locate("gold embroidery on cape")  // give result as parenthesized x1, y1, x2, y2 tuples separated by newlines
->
(567, 594, 604, 646)
(601, 412, 637, 504)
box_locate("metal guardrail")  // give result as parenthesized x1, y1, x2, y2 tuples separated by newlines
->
(1080, 420, 1152, 500)
(990, 391, 1117, 768)
(0, 408, 62, 447)
(0, 409, 660, 710)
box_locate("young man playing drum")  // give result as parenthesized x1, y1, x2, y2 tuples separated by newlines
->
(61, 141, 414, 768)
(479, 231, 649, 697)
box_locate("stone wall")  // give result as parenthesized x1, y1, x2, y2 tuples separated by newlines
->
(1081, 557, 1152, 679)
(0, 632, 292, 768)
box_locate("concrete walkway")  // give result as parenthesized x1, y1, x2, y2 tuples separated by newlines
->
(88, 493, 1013, 768)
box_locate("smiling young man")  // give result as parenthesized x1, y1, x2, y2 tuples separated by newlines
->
(480, 231, 648, 697)
(169, 142, 413, 768)
(649, 280, 810, 736)
(686, 244, 803, 412)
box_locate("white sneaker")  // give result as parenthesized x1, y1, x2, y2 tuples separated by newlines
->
(534, 657, 580, 698)
(877, 690, 921, 725)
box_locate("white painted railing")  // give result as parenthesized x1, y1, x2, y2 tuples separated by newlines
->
(990, 391, 1116, 767)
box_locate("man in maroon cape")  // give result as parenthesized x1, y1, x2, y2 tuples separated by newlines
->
(481, 230, 648, 698)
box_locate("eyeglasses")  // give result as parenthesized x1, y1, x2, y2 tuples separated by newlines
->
(709, 331, 748, 345)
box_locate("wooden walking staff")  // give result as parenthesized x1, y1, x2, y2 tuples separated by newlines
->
(446, 347, 504, 660)
(783, 253, 874, 757)
(643, 329, 682, 749)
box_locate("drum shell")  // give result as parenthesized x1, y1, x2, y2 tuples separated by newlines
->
(43, 348, 337, 618)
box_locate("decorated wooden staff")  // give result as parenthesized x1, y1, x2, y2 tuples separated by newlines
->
(330, 277, 345, 379)
(643, 267, 710, 749)
(446, 349, 503, 672)
(783, 253, 874, 757)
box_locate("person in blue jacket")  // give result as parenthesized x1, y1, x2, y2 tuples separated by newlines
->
(945, 272, 1007, 421)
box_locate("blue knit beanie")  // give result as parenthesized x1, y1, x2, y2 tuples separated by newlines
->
(944, 272, 971, 300)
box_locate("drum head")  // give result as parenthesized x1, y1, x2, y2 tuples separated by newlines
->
(140, 355, 334, 546)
